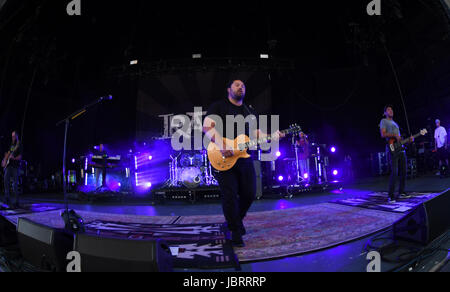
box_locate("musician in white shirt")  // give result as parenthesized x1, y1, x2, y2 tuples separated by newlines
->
(434, 119, 448, 170)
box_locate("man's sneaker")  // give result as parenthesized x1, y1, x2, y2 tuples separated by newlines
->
(388, 195, 397, 203)
(399, 193, 412, 199)
(224, 222, 247, 236)
(231, 232, 245, 248)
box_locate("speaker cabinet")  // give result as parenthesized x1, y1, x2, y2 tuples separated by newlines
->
(394, 189, 450, 245)
(17, 218, 74, 272)
(0, 216, 17, 246)
(74, 233, 173, 272)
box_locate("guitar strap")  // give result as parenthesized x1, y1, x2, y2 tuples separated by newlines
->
(10, 142, 19, 154)
(243, 103, 253, 116)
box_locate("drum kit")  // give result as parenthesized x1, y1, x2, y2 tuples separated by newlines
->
(269, 133, 329, 186)
(164, 149, 218, 189)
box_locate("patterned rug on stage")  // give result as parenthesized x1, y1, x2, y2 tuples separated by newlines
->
(0, 204, 60, 217)
(3, 203, 405, 264)
(330, 192, 439, 214)
(3, 210, 238, 270)
(175, 203, 403, 263)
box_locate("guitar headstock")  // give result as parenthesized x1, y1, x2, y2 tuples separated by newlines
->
(287, 124, 302, 135)
(420, 129, 428, 136)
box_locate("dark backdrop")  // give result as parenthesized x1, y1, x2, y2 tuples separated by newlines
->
(0, 0, 449, 178)
(136, 71, 272, 140)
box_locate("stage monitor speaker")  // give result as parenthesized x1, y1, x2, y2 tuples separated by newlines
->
(74, 233, 173, 272)
(0, 0, 7, 12)
(440, 0, 450, 20)
(17, 218, 74, 272)
(394, 189, 450, 245)
(0, 215, 17, 246)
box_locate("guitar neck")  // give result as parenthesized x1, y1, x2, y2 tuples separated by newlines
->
(244, 129, 292, 150)
(400, 132, 421, 145)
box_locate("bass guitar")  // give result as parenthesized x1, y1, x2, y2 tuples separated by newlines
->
(388, 129, 428, 154)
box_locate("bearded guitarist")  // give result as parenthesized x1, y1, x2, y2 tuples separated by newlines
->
(380, 105, 414, 203)
(203, 80, 285, 247)
(2, 131, 23, 208)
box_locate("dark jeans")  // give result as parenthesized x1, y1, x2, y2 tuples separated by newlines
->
(437, 147, 448, 163)
(387, 149, 407, 197)
(4, 166, 19, 205)
(214, 158, 256, 234)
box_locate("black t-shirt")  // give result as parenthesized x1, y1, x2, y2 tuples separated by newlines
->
(8, 142, 23, 168)
(206, 98, 259, 141)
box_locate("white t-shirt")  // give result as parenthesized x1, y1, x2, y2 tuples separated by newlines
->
(434, 126, 447, 148)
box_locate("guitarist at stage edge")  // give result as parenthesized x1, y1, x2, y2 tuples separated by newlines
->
(2, 131, 23, 208)
(379, 105, 414, 203)
(203, 80, 285, 247)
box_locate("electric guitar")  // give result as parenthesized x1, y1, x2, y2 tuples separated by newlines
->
(388, 129, 428, 154)
(208, 124, 302, 172)
(1, 145, 19, 169)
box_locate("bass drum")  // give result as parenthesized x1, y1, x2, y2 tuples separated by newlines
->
(179, 167, 203, 189)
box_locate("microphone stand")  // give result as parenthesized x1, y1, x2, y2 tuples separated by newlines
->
(56, 95, 112, 232)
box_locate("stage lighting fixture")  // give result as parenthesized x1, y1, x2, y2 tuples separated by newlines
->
(333, 170, 339, 176)
(260, 54, 269, 59)
(130, 60, 139, 65)
(330, 147, 336, 153)
(276, 151, 282, 157)
(192, 54, 202, 59)
(278, 176, 284, 182)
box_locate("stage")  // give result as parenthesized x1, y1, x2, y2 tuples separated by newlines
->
(1, 174, 449, 272)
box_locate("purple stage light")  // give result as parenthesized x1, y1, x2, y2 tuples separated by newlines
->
(148, 155, 153, 161)
(146, 182, 152, 188)
(333, 169, 339, 176)
(71, 158, 76, 163)
(330, 147, 336, 153)
(303, 173, 309, 179)
(276, 151, 282, 158)
(278, 175, 284, 182)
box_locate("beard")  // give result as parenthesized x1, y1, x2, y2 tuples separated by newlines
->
(232, 91, 245, 102)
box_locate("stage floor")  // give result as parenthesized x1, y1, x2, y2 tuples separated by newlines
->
(17, 174, 450, 217)
(3, 174, 450, 272)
